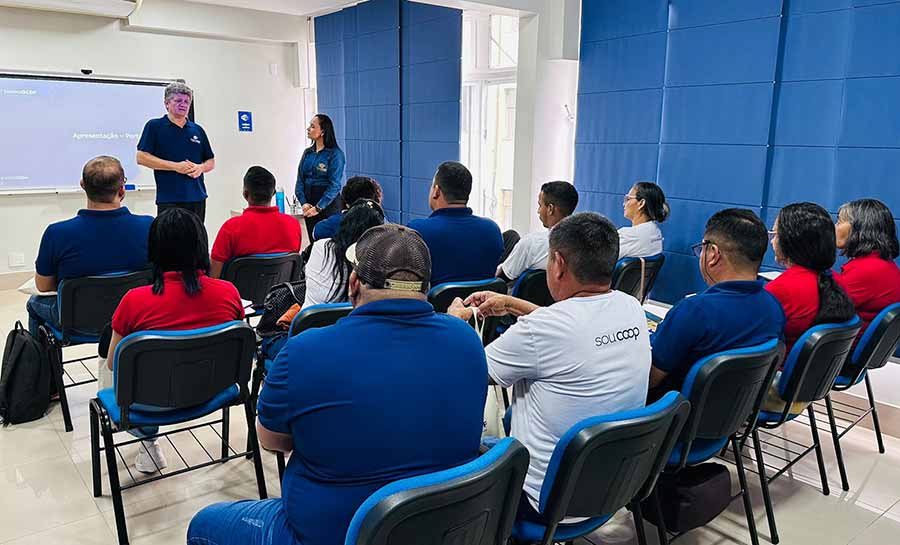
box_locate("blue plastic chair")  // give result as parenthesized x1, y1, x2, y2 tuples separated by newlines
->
(655, 339, 784, 545)
(88, 321, 266, 545)
(345, 437, 530, 545)
(751, 318, 860, 544)
(221, 252, 302, 309)
(510, 391, 691, 545)
(611, 254, 665, 304)
(427, 278, 507, 313)
(511, 269, 554, 307)
(39, 270, 152, 432)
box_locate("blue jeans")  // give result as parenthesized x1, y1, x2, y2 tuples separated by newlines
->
(187, 499, 300, 545)
(26, 294, 59, 337)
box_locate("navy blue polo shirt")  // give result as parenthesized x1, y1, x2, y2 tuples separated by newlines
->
(408, 207, 504, 286)
(295, 146, 346, 210)
(311, 211, 342, 241)
(35, 207, 153, 280)
(257, 298, 487, 545)
(137, 115, 214, 204)
(650, 280, 786, 394)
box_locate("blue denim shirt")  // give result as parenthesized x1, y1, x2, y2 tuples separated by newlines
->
(295, 146, 346, 210)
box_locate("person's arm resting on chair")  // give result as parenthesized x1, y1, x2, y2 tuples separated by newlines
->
(34, 273, 57, 293)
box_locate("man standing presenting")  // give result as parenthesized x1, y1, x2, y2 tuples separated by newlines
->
(136, 81, 215, 221)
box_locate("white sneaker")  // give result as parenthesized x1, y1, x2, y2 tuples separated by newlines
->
(589, 507, 637, 544)
(134, 440, 168, 474)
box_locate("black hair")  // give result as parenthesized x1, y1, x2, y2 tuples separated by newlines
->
(633, 181, 670, 223)
(308, 113, 339, 150)
(82, 156, 125, 203)
(326, 200, 386, 301)
(776, 203, 856, 324)
(704, 208, 768, 269)
(341, 176, 383, 209)
(839, 199, 900, 260)
(243, 166, 276, 204)
(548, 212, 619, 285)
(540, 181, 579, 216)
(147, 208, 210, 296)
(434, 161, 473, 204)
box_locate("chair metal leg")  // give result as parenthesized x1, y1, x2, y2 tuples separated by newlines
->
(732, 436, 760, 545)
(865, 374, 886, 454)
(90, 401, 102, 497)
(824, 396, 850, 491)
(243, 401, 268, 499)
(49, 338, 73, 433)
(221, 407, 230, 461)
(101, 414, 129, 545)
(650, 486, 668, 545)
(751, 428, 778, 544)
(630, 500, 649, 545)
(246, 363, 264, 459)
(276, 452, 286, 482)
(806, 404, 830, 496)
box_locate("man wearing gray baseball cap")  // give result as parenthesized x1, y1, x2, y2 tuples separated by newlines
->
(188, 224, 489, 545)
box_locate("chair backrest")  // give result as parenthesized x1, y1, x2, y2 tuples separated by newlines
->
(674, 339, 784, 467)
(345, 438, 530, 545)
(776, 318, 861, 412)
(849, 303, 900, 377)
(428, 278, 507, 313)
(610, 254, 665, 304)
(511, 269, 555, 307)
(58, 270, 152, 337)
(289, 303, 354, 337)
(112, 321, 256, 428)
(538, 392, 690, 527)
(221, 253, 303, 307)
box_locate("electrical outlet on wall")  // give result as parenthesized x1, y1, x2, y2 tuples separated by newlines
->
(8, 252, 25, 268)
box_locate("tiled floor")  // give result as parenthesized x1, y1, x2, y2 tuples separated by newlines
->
(2, 288, 900, 545)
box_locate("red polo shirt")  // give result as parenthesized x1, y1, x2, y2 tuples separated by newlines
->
(835, 252, 900, 338)
(211, 206, 302, 264)
(765, 266, 820, 356)
(112, 272, 244, 337)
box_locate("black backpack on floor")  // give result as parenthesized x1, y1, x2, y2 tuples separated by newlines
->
(0, 321, 52, 425)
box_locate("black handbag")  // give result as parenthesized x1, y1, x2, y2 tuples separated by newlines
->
(256, 281, 306, 337)
(642, 462, 732, 533)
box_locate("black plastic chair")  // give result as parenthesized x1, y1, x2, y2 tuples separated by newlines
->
(829, 303, 900, 463)
(345, 437, 530, 545)
(510, 391, 691, 545)
(751, 318, 860, 544)
(429, 278, 507, 347)
(89, 321, 266, 545)
(656, 338, 785, 545)
(221, 253, 303, 309)
(249, 302, 354, 480)
(39, 270, 152, 432)
(510, 269, 554, 307)
(611, 254, 665, 304)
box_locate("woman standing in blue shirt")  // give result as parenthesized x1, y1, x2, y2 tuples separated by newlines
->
(296, 114, 346, 233)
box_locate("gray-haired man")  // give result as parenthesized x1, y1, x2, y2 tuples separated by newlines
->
(136, 81, 215, 221)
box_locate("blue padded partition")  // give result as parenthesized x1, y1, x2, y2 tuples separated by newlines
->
(401, 1, 462, 224)
(578, 0, 900, 302)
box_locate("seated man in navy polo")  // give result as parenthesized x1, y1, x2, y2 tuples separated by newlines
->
(26, 156, 154, 336)
(311, 175, 383, 242)
(136, 81, 215, 222)
(648, 208, 785, 401)
(408, 161, 504, 285)
(187, 224, 488, 545)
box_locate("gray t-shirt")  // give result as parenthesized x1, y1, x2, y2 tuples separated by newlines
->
(485, 291, 651, 507)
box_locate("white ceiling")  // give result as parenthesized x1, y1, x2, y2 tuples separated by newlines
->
(184, 0, 354, 16)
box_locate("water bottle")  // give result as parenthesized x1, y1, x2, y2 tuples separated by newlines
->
(275, 186, 285, 213)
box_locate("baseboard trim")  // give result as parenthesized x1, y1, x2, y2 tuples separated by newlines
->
(831, 391, 900, 440)
(0, 271, 31, 291)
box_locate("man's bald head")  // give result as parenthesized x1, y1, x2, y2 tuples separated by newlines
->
(82, 156, 125, 203)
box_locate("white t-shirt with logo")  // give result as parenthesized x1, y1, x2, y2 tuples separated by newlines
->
(500, 230, 549, 279)
(618, 221, 664, 258)
(485, 290, 651, 508)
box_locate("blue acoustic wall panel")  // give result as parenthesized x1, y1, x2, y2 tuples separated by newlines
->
(400, 1, 462, 224)
(576, 1, 668, 299)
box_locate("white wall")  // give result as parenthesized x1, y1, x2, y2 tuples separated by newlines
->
(0, 3, 310, 277)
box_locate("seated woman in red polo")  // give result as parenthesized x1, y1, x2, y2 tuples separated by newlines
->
(834, 198, 900, 341)
(106, 208, 244, 474)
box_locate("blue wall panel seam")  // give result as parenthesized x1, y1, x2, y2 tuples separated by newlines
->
(758, 0, 790, 215)
(668, 14, 783, 32)
(581, 29, 672, 46)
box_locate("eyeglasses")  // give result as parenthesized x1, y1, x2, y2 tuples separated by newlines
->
(623, 194, 638, 204)
(691, 240, 712, 258)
